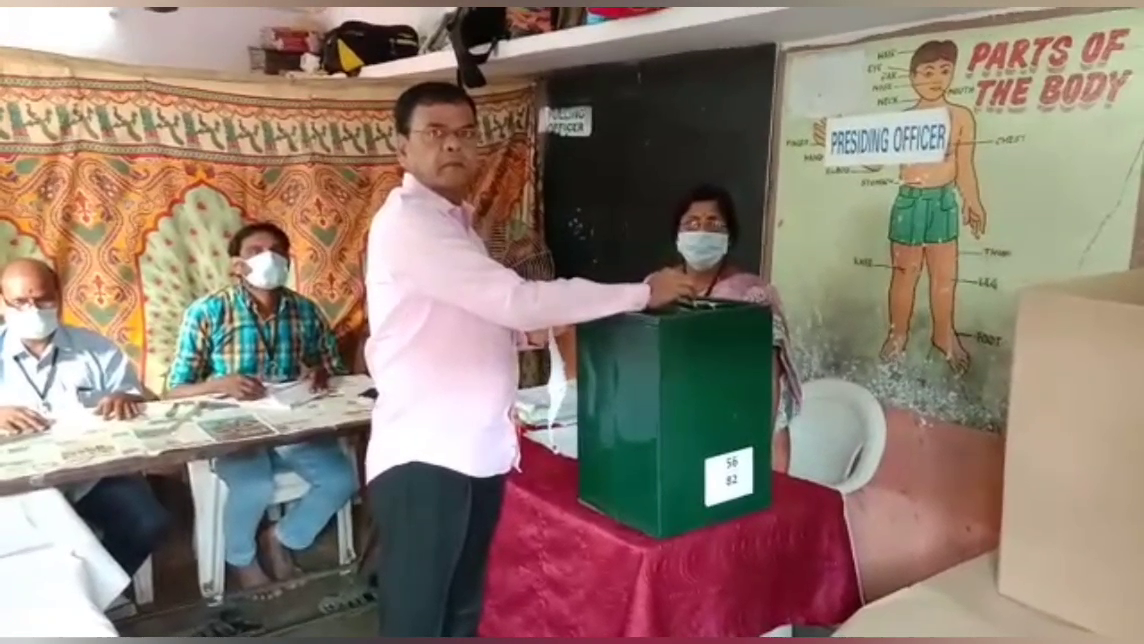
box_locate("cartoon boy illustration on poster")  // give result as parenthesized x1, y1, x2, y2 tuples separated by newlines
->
(815, 39, 988, 376)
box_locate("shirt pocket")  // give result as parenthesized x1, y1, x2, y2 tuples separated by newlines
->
(58, 366, 100, 407)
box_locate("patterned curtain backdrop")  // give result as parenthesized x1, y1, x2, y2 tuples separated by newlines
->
(0, 49, 552, 394)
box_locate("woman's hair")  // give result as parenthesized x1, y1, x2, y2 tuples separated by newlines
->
(670, 184, 740, 246)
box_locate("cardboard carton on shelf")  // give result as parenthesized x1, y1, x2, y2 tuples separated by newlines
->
(998, 269, 1144, 637)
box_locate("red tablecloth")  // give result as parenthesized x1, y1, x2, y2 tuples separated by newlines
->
(479, 441, 863, 637)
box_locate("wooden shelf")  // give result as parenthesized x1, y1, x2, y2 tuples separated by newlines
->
(356, 7, 981, 83)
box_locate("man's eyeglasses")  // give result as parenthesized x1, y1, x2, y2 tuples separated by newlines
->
(410, 127, 481, 145)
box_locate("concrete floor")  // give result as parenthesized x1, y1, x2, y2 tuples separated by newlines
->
(118, 566, 373, 637)
(276, 608, 375, 637)
(114, 474, 372, 637)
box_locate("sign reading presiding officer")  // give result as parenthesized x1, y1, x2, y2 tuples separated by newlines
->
(824, 108, 951, 168)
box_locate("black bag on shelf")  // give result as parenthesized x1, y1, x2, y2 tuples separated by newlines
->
(320, 21, 420, 77)
(447, 8, 508, 89)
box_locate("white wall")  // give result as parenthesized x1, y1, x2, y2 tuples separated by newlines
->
(320, 7, 454, 38)
(0, 7, 312, 72)
(781, 7, 1037, 49)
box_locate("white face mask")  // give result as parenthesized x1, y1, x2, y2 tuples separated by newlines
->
(244, 251, 289, 290)
(677, 231, 730, 272)
(5, 306, 60, 341)
(545, 328, 569, 455)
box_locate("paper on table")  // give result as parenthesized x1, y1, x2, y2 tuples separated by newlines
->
(515, 382, 578, 427)
(267, 381, 324, 408)
(47, 407, 102, 438)
(0, 433, 63, 481)
(53, 430, 147, 470)
(326, 374, 375, 396)
(128, 417, 216, 455)
(216, 381, 323, 411)
(257, 391, 374, 435)
(524, 424, 578, 459)
(194, 409, 278, 443)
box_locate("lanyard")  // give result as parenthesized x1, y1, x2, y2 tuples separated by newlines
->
(244, 298, 280, 371)
(687, 260, 727, 299)
(14, 350, 60, 404)
(254, 318, 278, 360)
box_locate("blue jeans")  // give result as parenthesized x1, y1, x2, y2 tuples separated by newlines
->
(213, 439, 358, 567)
(73, 476, 172, 576)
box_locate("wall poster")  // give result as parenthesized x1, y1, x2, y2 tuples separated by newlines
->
(771, 9, 1144, 429)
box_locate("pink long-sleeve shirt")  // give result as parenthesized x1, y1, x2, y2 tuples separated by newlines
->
(363, 174, 651, 483)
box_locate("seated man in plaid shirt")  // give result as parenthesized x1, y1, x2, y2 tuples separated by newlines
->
(166, 222, 357, 599)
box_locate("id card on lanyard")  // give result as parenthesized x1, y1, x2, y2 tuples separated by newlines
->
(14, 350, 60, 413)
(246, 300, 281, 380)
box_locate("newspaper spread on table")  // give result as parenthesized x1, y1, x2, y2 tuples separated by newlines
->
(0, 427, 148, 480)
(0, 375, 376, 483)
(119, 402, 217, 454)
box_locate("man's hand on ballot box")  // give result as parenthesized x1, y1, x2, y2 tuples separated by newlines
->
(646, 268, 698, 308)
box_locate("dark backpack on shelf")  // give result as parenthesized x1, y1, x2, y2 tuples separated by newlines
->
(446, 8, 509, 89)
(320, 21, 420, 77)
(435, 7, 586, 89)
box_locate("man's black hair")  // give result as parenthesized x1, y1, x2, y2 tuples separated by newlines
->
(394, 82, 478, 136)
(228, 222, 291, 258)
(670, 184, 741, 246)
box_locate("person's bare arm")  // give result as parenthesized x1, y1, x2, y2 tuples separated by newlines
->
(955, 107, 984, 211)
(164, 303, 223, 400)
(165, 381, 222, 400)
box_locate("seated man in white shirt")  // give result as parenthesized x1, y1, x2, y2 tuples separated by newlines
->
(0, 258, 171, 586)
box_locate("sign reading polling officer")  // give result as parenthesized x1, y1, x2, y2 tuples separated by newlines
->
(824, 108, 951, 167)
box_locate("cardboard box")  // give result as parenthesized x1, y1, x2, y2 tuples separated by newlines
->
(998, 270, 1144, 636)
(834, 553, 1087, 637)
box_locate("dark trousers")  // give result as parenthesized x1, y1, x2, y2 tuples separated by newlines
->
(368, 462, 506, 637)
(73, 475, 172, 577)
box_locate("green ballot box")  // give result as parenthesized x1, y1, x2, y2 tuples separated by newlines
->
(576, 298, 774, 539)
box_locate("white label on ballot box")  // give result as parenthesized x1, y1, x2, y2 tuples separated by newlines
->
(704, 447, 754, 507)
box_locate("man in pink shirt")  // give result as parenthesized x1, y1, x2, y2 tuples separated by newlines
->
(364, 82, 695, 637)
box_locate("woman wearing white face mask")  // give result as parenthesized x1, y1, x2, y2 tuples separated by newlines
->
(671, 184, 803, 473)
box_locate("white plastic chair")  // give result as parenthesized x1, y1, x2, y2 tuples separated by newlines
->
(89, 540, 152, 608)
(186, 439, 358, 604)
(132, 557, 154, 605)
(104, 563, 154, 617)
(786, 379, 887, 495)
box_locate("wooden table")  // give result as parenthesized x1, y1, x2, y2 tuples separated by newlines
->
(0, 376, 375, 496)
(0, 376, 380, 635)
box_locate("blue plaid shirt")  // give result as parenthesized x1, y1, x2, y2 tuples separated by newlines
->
(166, 285, 346, 389)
